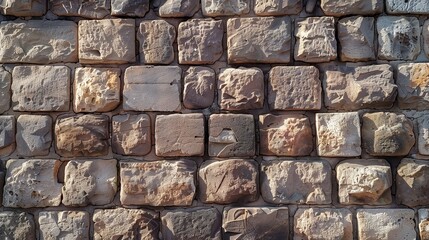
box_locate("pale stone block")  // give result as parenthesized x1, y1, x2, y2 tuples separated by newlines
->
(39, 211, 89, 240)
(159, 0, 200, 17)
(419, 209, 429, 240)
(50, 0, 110, 18)
(183, 66, 215, 109)
(16, 115, 52, 157)
(254, 0, 302, 15)
(0, 116, 15, 157)
(202, 0, 249, 16)
(418, 116, 429, 155)
(138, 20, 175, 64)
(386, 0, 429, 14)
(397, 158, 429, 207)
(397, 63, 429, 110)
(0, 67, 11, 114)
(0, 212, 35, 239)
(111, 0, 149, 17)
(0, 0, 46, 16)
(112, 114, 151, 156)
(321, 0, 383, 16)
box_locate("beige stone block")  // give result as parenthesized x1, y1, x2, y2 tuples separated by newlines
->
(0, 67, 11, 114)
(111, 0, 149, 17)
(16, 115, 52, 157)
(159, 0, 200, 17)
(39, 211, 89, 240)
(0, 116, 15, 157)
(254, 0, 302, 15)
(112, 114, 151, 156)
(0, 0, 46, 16)
(419, 209, 429, 240)
(321, 0, 383, 16)
(397, 63, 429, 110)
(50, 0, 110, 18)
(202, 0, 249, 16)
(183, 66, 215, 109)
(0, 212, 35, 239)
(138, 20, 175, 64)
(397, 158, 429, 207)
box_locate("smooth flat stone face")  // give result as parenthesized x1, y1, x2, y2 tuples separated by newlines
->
(0, 0, 46, 16)
(0, 212, 35, 239)
(254, 0, 302, 15)
(138, 20, 175, 64)
(202, 0, 250, 16)
(111, 0, 149, 17)
(112, 114, 151, 156)
(397, 158, 429, 207)
(397, 63, 429, 110)
(16, 115, 52, 157)
(159, 0, 200, 17)
(39, 211, 90, 240)
(424, 20, 429, 58)
(321, 0, 383, 16)
(183, 66, 215, 109)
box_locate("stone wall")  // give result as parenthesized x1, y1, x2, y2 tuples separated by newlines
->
(1, 0, 429, 239)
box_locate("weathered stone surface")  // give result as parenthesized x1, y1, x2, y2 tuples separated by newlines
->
(321, 0, 383, 16)
(11, 65, 70, 112)
(268, 66, 321, 110)
(55, 114, 109, 157)
(227, 17, 291, 64)
(50, 0, 110, 18)
(178, 19, 223, 64)
(362, 112, 415, 156)
(261, 160, 331, 204)
(338, 16, 376, 62)
(316, 112, 361, 157)
(357, 209, 416, 240)
(218, 68, 264, 110)
(159, 0, 199, 17)
(74, 67, 120, 113)
(16, 115, 52, 157)
(294, 208, 353, 240)
(0, 67, 10, 114)
(62, 160, 117, 207)
(198, 159, 258, 204)
(295, 17, 337, 63)
(424, 20, 429, 58)
(0, 116, 15, 156)
(183, 66, 215, 109)
(123, 66, 181, 112)
(419, 209, 429, 240)
(209, 114, 255, 157)
(0, 212, 35, 239)
(161, 208, 221, 240)
(386, 0, 429, 14)
(323, 64, 397, 110)
(377, 16, 420, 60)
(0, 171, 3, 205)
(418, 116, 429, 155)
(112, 114, 151, 156)
(138, 20, 175, 64)
(111, 0, 149, 17)
(397, 158, 429, 207)
(79, 19, 135, 64)
(120, 160, 196, 206)
(223, 207, 289, 239)
(202, 0, 249, 16)
(3, 159, 62, 208)
(0, 0, 46, 16)
(39, 211, 89, 240)
(336, 159, 392, 205)
(93, 208, 159, 240)
(397, 63, 429, 110)
(254, 0, 302, 15)
(0, 21, 77, 63)
(259, 114, 313, 156)
(155, 114, 204, 157)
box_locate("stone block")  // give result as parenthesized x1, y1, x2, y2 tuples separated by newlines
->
(0, 116, 15, 156)
(3, 159, 62, 208)
(0, 171, 3, 205)
(397, 158, 429, 207)
(0, 65, 11, 114)
(386, 0, 429, 14)
(123, 66, 182, 112)
(202, 0, 249, 16)
(227, 17, 291, 64)
(397, 63, 429, 110)
(336, 159, 392, 205)
(254, 0, 302, 15)
(418, 116, 429, 155)
(159, 0, 200, 17)
(16, 115, 52, 157)
(39, 211, 89, 240)
(208, 114, 255, 157)
(112, 114, 151, 156)
(198, 159, 258, 204)
(183, 66, 215, 109)
(0, 212, 35, 239)
(321, 0, 383, 16)
(0, 0, 46, 16)
(218, 68, 264, 110)
(419, 209, 429, 240)
(138, 20, 175, 64)
(362, 112, 415, 156)
(120, 160, 196, 206)
(178, 19, 223, 64)
(50, 0, 110, 18)
(0, 20, 77, 63)
(424, 20, 429, 58)
(111, 0, 149, 17)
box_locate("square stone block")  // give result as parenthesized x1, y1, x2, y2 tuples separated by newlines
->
(0, 67, 11, 114)
(138, 20, 175, 64)
(0, 0, 46, 16)
(397, 63, 429, 110)
(16, 115, 52, 157)
(397, 158, 429, 207)
(418, 116, 429, 155)
(0, 116, 15, 157)
(0, 212, 35, 239)
(419, 209, 429, 240)
(111, 0, 149, 17)
(50, 0, 110, 18)
(254, 0, 302, 15)
(112, 114, 151, 156)
(386, 0, 429, 14)
(321, 0, 383, 16)
(159, 0, 200, 17)
(39, 211, 89, 240)
(183, 66, 215, 109)
(202, 0, 249, 16)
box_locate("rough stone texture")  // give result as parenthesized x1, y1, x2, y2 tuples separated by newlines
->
(178, 19, 223, 65)
(218, 68, 264, 110)
(0, 212, 35, 239)
(323, 64, 397, 110)
(155, 114, 205, 157)
(227, 17, 291, 64)
(294, 208, 353, 240)
(386, 0, 429, 14)
(295, 17, 337, 63)
(316, 112, 361, 157)
(0, 115, 15, 156)
(138, 20, 175, 64)
(120, 160, 196, 206)
(397, 63, 429, 110)
(11, 65, 70, 112)
(198, 159, 258, 204)
(0, 67, 11, 114)
(254, 0, 302, 15)
(419, 209, 429, 240)
(338, 16, 376, 62)
(259, 114, 313, 156)
(78, 19, 135, 64)
(321, 0, 383, 16)
(268, 66, 321, 110)
(93, 208, 159, 240)
(0, 171, 3, 205)
(39, 211, 89, 240)
(0, 0, 46, 16)
(111, 0, 149, 17)
(223, 207, 289, 239)
(396, 158, 429, 207)
(62, 160, 117, 207)
(159, 0, 200, 17)
(362, 112, 415, 156)
(418, 116, 429, 155)
(261, 160, 331, 204)
(336, 159, 392, 205)
(73, 67, 121, 113)
(161, 208, 221, 240)
(0, 20, 77, 63)
(55, 114, 109, 157)
(377, 16, 420, 61)
(112, 114, 151, 156)
(202, 0, 249, 16)
(3, 159, 62, 208)
(357, 209, 416, 240)
(183, 66, 215, 109)
(50, 0, 110, 18)
(123, 66, 181, 112)
(425, 20, 429, 58)
(16, 115, 52, 157)
(208, 114, 255, 157)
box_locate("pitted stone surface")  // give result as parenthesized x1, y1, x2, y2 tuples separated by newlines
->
(419, 209, 429, 240)
(50, 0, 110, 18)
(39, 211, 90, 240)
(0, 67, 11, 114)
(397, 158, 429, 207)
(0, 115, 15, 156)
(111, 0, 149, 17)
(16, 115, 52, 157)
(159, 0, 200, 17)
(0, 212, 35, 239)
(202, 0, 249, 16)
(183, 66, 215, 109)
(254, 0, 302, 15)
(0, 0, 46, 16)
(386, 0, 429, 14)
(138, 20, 175, 64)
(418, 116, 429, 155)
(397, 63, 429, 110)
(112, 114, 151, 156)
(321, 0, 383, 16)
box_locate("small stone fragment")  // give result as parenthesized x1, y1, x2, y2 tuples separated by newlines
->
(0, 0, 46, 16)
(320, 0, 383, 16)
(183, 66, 215, 109)
(159, 0, 200, 17)
(424, 20, 429, 58)
(418, 116, 429, 155)
(386, 0, 429, 14)
(50, 0, 110, 18)
(0, 116, 15, 156)
(0, 212, 35, 239)
(202, 0, 249, 16)
(112, 114, 151, 156)
(39, 211, 89, 240)
(254, 0, 302, 15)
(419, 209, 429, 240)
(397, 63, 429, 110)
(138, 20, 175, 64)
(0, 67, 11, 114)
(397, 158, 429, 207)
(16, 115, 52, 157)
(111, 0, 149, 17)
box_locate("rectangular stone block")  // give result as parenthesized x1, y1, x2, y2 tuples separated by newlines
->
(424, 20, 429, 58)
(0, 116, 15, 157)
(254, 0, 302, 15)
(386, 0, 429, 14)
(0, 0, 46, 16)
(418, 116, 429, 155)
(202, 0, 249, 16)
(39, 211, 89, 240)
(138, 20, 175, 64)
(0, 212, 35, 239)
(183, 66, 215, 109)
(419, 209, 429, 240)
(112, 114, 151, 156)
(16, 115, 52, 157)
(111, 0, 149, 17)
(397, 158, 429, 207)
(397, 63, 429, 110)
(50, 0, 110, 18)
(159, 0, 200, 17)
(321, 0, 383, 16)
(0, 67, 11, 114)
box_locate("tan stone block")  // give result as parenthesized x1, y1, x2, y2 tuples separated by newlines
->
(111, 0, 149, 17)
(16, 115, 52, 157)
(0, 116, 15, 157)
(0, 212, 35, 239)
(0, 67, 11, 114)
(183, 66, 215, 109)
(112, 114, 151, 156)
(50, 0, 110, 18)
(418, 116, 429, 155)
(138, 20, 175, 64)
(39, 211, 89, 240)
(321, 0, 383, 16)
(419, 209, 429, 240)
(0, 0, 46, 16)
(159, 0, 200, 17)
(397, 158, 429, 207)
(202, 0, 249, 16)
(254, 0, 302, 15)
(397, 63, 429, 110)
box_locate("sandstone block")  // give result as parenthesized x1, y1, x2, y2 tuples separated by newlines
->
(0, 0, 46, 16)
(295, 17, 337, 62)
(50, 0, 110, 18)
(111, 0, 149, 17)
(39, 211, 89, 240)
(424, 20, 429, 58)
(55, 114, 109, 157)
(198, 159, 258, 204)
(112, 114, 151, 156)
(336, 159, 392, 205)
(138, 20, 175, 64)
(183, 66, 215, 109)
(397, 158, 429, 207)
(227, 17, 291, 64)
(397, 63, 429, 110)
(418, 116, 429, 155)
(0, 116, 15, 156)
(16, 115, 52, 157)
(79, 19, 135, 64)
(321, 0, 383, 16)
(202, 0, 249, 16)
(120, 160, 196, 206)
(0, 21, 77, 63)
(386, 0, 429, 14)
(123, 66, 181, 112)
(261, 160, 331, 204)
(0, 212, 35, 239)
(209, 114, 255, 157)
(419, 209, 429, 240)
(362, 112, 415, 156)
(268, 66, 321, 110)
(218, 68, 264, 110)
(316, 112, 361, 157)
(159, 0, 199, 17)
(254, 0, 302, 15)
(178, 19, 223, 64)
(0, 67, 11, 114)
(3, 159, 62, 208)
